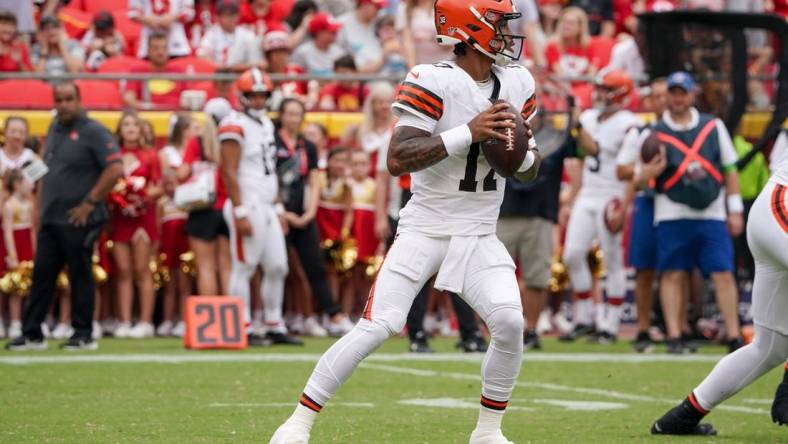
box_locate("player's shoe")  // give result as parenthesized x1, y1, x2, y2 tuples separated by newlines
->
(60, 337, 98, 351)
(633, 331, 654, 353)
(469, 428, 514, 444)
(771, 379, 788, 426)
(523, 330, 541, 350)
(269, 422, 310, 444)
(666, 338, 687, 354)
(5, 336, 47, 351)
(559, 324, 594, 342)
(681, 333, 698, 353)
(409, 331, 434, 353)
(588, 331, 616, 345)
(267, 331, 305, 346)
(247, 332, 272, 347)
(651, 399, 717, 435)
(457, 331, 488, 353)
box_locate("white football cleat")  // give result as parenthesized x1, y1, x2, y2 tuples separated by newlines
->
(469, 429, 514, 444)
(269, 423, 310, 444)
(128, 322, 154, 339)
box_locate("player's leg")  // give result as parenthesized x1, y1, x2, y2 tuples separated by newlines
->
(461, 235, 523, 443)
(596, 212, 626, 342)
(259, 206, 299, 344)
(223, 201, 262, 340)
(773, 361, 788, 425)
(652, 183, 788, 434)
(562, 199, 598, 337)
(270, 234, 446, 443)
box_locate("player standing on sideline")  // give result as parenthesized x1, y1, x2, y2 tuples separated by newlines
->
(650, 127, 788, 435)
(561, 70, 641, 344)
(219, 68, 301, 346)
(269, 0, 540, 442)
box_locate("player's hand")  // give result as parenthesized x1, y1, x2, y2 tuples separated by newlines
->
(467, 102, 516, 143)
(640, 146, 668, 182)
(727, 212, 744, 237)
(235, 216, 253, 238)
(68, 201, 95, 227)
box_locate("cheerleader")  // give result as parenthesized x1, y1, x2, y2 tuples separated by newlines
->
(160, 113, 201, 174)
(157, 174, 192, 337)
(315, 148, 353, 302)
(343, 150, 378, 316)
(110, 112, 163, 339)
(1, 170, 34, 339)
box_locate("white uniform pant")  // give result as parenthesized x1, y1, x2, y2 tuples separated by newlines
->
(223, 201, 289, 331)
(303, 232, 524, 407)
(563, 196, 626, 298)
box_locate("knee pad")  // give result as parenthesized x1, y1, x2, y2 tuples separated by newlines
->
(487, 307, 524, 348)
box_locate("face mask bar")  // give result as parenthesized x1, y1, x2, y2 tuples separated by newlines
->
(489, 13, 524, 62)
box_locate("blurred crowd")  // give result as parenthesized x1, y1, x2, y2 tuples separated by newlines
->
(0, 0, 785, 350)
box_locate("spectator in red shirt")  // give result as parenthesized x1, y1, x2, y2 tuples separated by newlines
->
(263, 29, 316, 110)
(239, 0, 293, 36)
(545, 7, 598, 106)
(187, 0, 217, 51)
(0, 9, 31, 72)
(129, 0, 194, 59)
(197, 0, 261, 72)
(318, 54, 368, 111)
(123, 32, 185, 110)
(283, 0, 319, 49)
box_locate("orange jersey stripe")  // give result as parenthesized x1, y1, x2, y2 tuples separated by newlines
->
(219, 124, 244, 136)
(399, 85, 443, 112)
(396, 95, 440, 120)
(772, 184, 788, 233)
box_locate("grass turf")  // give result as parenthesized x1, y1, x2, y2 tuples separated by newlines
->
(0, 337, 784, 443)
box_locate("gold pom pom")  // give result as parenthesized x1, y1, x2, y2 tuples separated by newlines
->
(179, 251, 197, 278)
(587, 246, 606, 280)
(364, 255, 384, 280)
(56, 269, 69, 290)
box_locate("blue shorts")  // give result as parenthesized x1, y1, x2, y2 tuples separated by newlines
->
(628, 195, 657, 270)
(656, 219, 734, 275)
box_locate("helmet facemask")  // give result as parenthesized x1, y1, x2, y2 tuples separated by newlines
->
(471, 7, 524, 66)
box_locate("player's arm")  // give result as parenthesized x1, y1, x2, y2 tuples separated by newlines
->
(388, 103, 515, 176)
(220, 138, 252, 238)
(513, 119, 541, 183)
(717, 120, 744, 237)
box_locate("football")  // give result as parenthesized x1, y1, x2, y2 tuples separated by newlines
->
(603, 197, 624, 233)
(481, 100, 529, 178)
(640, 131, 662, 163)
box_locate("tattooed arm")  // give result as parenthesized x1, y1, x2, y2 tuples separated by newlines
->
(387, 103, 516, 176)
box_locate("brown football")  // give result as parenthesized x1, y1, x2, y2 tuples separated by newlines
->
(481, 100, 529, 178)
(640, 131, 662, 163)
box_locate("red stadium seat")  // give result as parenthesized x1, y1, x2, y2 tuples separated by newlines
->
(111, 11, 142, 57)
(58, 6, 92, 39)
(82, 0, 129, 14)
(0, 80, 53, 109)
(168, 56, 216, 74)
(75, 80, 124, 110)
(97, 56, 147, 73)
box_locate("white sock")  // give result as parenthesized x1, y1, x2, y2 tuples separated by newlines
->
(594, 303, 606, 332)
(286, 404, 318, 432)
(606, 304, 623, 335)
(476, 407, 504, 432)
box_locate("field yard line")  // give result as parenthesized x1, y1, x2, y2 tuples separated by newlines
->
(208, 402, 374, 408)
(0, 352, 724, 366)
(359, 363, 768, 415)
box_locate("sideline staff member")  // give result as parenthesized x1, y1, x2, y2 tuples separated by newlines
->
(6, 81, 123, 351)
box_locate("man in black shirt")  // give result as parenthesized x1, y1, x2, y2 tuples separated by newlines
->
(498, 137, 574, 349)
(6, 82, 123, 351)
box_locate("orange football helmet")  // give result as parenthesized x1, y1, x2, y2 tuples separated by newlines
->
(236, 67, 273, 95)
(594, 69, 634, 105)
(434, 0, 524, 66)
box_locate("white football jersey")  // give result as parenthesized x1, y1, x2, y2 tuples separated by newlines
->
(770, 130, 788, 186)
(578, 108, 642, 200)
(218, 111, 278, 205)
(392, 61, 537, 236)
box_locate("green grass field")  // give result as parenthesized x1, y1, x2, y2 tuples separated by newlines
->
(0, 337, 784, 444)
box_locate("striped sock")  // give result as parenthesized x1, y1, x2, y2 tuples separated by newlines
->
(299, 393, 323, 413)
(477, 396, 506, 432)
(480, 395, 508, 412)
(685, 391, 709, 419)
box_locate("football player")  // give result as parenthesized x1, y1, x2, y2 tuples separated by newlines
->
(219, 68, 301, 346)
(561, 70, 642, 343)
(651, 131, 788, 435)
(269, 0, 540, 442)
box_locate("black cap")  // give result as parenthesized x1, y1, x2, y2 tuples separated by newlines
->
(39, 15, 60, 28)
(216, 0, 240, 14)
(93, 11, 114, 31)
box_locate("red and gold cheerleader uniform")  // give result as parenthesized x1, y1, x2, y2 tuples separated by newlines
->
(8, 199, 34, 263)
(109, 147, 161, 244)
(159, 195, 190, 270)
(316, 173, 349, 243)
(349, 177, 378, 262)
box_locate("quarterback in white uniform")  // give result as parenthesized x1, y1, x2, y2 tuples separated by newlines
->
(651, 129, 788, 434)
(561, 69, 642, 343)
(218, 68, 300, 346)
(270, 0, 540, 443)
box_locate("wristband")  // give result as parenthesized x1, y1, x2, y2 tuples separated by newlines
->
(517, 150, 536, 173)
(727, 194, 744, 214)
(275, 203, 285, 215)
(233, 205, 249, 219)
(440, 124, 472, 157)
